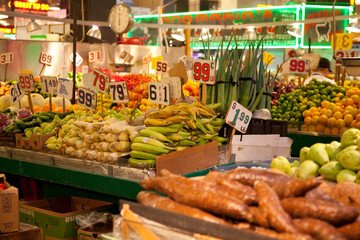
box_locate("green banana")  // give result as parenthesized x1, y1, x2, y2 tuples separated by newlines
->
(140, 129, 172, 143)
(197, 139, 209, 145)
(178, 140, 196, 146)
(131, 143, 169, 155)
(205, 123, 215, 134)
(175, 146, 190, 151)
(207, 103, 222, 110)
(128, 158, 156, 168)
(146, 127, 179, 135)
(178, 131, 191, 137)
(133, 137, 174, 150)
(210, 118, 225, 126)
(168, 123, 184, 129)
(167, 133, 189, 141)
(216, 136, 228, 143)
(199, 133, 219, 140)
(130, 151, 158, 160)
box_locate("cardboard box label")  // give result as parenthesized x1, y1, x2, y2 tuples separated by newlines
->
(0, 174, 19, 234)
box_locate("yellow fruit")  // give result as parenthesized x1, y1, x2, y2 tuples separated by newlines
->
(351, 94, 360, 104)
(350, 120, 357, 128)
(333, 97, 340, 103)
(324, 127, 332, 134)
(340, 127, 349, 135)
(333, 111, 343, 120)
(311, 111, 320, 117)
(326, 102, 335, 110)
(324, 109, 333, 118)
(301, 124, 308, 131)
(309, 107, 318, 113)
(319, 115, 328, 125)
(320, 109, 326, 115)
(333, 106, 343, 113)
(304, 116, 312, 126)
(315, 124, 325, 132)
(356, 114, 360, 122)
(302, 110, 311, 118)
(311, 116, 319, 125)
(344, 114, 354, 127)
(308, 125, 316, 132)
(351, 108, 359, 118)
(346, 88, 356, 98)
(321, 100, 330, 108)
(335, 118, 345, 129)
(356, 122, 360, 130)
(327, 117, 336, 128)
(332, 127, 339, 134)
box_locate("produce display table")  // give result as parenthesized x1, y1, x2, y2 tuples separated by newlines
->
(288, 129, 340, 156)
(0, 146, 146, 202)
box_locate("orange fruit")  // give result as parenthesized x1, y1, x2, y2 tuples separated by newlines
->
(321, 100, 330, 108)
(311, 116, 319, 125)
(302, 110, 311, 118)
(309, 107, 318, 113)
(320, 108, 326, 115)
(327, 117, 336, 128)
(345, 98, 354, 106)
(33, 106, 43, 113)
(326, 102, 335, 110)
(324, 127, 332, 134)
(53, 107, 64, 113)
(319, 115, 328, 125)
(309, 125, 316, 132)
(315, 124, 325, 132)
(332, 127, 340, 134)
(335, 118, 345, 129)
(351, 108, 359, 118)
(333, 97, 340, 103)
(311, 111, 320, 117)
(333, 111, 343, 120)
(352, 94, 360, 104)
(345, 105, 354, 111)
(350, 120, 357, 128)
(340, 127, 349, 135)
(344, 114, 354, 127)
(42, 103, 57, 112)
(337, 92, 344, 98)
(301, 124, 308, 131)
(356, 114, 360, 122)
(304, 116, 312, 126)
(335, 102, 342, 107)
(356, 122, 360, 130)
(346, 88, 356, 98)
(324, 109, 333, 118)
(333, 106, 343, 113)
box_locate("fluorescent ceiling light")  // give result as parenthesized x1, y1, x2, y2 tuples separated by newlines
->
(87, 25, 101, 40)
(171, 28, 185, 41)
(49, 7, 61, 11)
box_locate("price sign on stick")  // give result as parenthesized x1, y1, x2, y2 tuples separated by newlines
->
(0, 52, 13, 64)
(225, 101, 252, 134)
(162, 76, 182, 99)
(39, 52, 53, 66)
(302, 53, 321, 70)
(263, 52, 274, 65)
(18, 74, 35, 91)
(10, 81, 24, 105)
(69, 52, 83, 67)
(57, 78, 74, 100)
(285, 58, 310, 74)
(192, 59, 216, 85)
(335, 50, 358, 59)
(156, 61, 170, 75)
(148, 82, 170, 105)
(77, 87, 97, 111)
(82, 69, 110, 94)
(143, 54, 152, 64)
(89, 51, 100, 62)
(151, 56, 163, 69)
(119, 50, 134, 63)
(110, 82, 129, 103)
(331, 33, 353, 50)
(40, 76, 58, 95)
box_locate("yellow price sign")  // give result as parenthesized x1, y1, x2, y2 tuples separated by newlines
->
(331, 33, 353, 50)
(263, 51, 274, 65)
(151, 56, 164, 69)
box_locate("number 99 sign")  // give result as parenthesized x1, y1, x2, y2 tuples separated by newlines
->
(77, 87, 97, 111)
(18, 74, 35, 91)
(110, 82, 129, 103)
(225, 101, 252, 134)
(192, 59, 216, 85)
(287, 58, 310, 74)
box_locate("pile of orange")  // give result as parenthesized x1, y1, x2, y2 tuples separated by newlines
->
(301, 87, 360, 134)
(33, 103, 67, 113)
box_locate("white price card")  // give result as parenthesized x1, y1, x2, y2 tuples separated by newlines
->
(69, 52, 83, 67)
(285, 58, 310, 74)
(40, 76, 58, 95)
(335, 50, 358, 59)
(39, 52, 53, 66)
(77, 87, 97, 111)
(192, 59, 216, 85)
(0, 52, 13, 64)
(225, 101, 252, 134)
(10, 81, 24, 105)
(88, 51, 100, 62)
(18, 73, 35, 92)
(143, 54, 152, 64)
(82, 69, 110, 94)
(57, 78, 74, 100)
(110, 82, 129, 103)
(148, 82, 170, 105)
(156, 61, 170, 75)
(161, 76, 182, 99)
(119, 50, 134, 63)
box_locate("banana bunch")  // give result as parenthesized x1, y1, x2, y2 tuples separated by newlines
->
(129, 102, 228, 169)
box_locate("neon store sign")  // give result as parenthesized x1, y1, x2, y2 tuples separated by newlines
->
(131, 4, 352, 49)
(8, 0, 49, 11)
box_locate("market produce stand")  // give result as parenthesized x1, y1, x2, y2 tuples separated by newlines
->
(288, 129, 340, 156)
(0, 146, 146, 203)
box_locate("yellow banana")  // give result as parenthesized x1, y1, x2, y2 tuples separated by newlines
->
(148, 110, 181, 119)
(144, 118, 173, 127)
(191, 102, 216, 115)
(193, 107, 215, 117)
(164, 115, 191, 123)
(184, 119, 196, 130)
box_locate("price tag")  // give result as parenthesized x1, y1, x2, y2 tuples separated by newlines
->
(285, 58, 310, 74)
(151, 56, 164, 69)
(40, 76, 58, 95)
(148, 82, 170, 105)
(119, 50, 134, 63)
(0, 52, 13, 64)
(178, 55, 187, 63)
(82, 69, 110, 94)
(77, 87, 97, 111)
(156, 61, 170, 75)
(39, 52, 53, 66)
(263, 52, 274, 65)
(162, 76, 182, 99)
(143, 54, 152, 64)
(89, 51, 100, 62)
(57, 78, 74, 100)
(110, 82, 129, 103)
(192, 59, 216, 85)
(335, 50, 358, 59)
(18, 73, 35, 91)
(10, 81, 24, 105)
(302, 53, 321, 70)
(225, 101, 252, 134)
(69, 52, 83, 67)
(331, 33, 353, 50)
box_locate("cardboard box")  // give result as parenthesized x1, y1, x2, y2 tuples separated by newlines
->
(0, 174, 19, 234)
(0, 222, 42, 240)
(77, 224, 112, 240)
(15, 133, 55, 150)
(19, 196, 113, 240)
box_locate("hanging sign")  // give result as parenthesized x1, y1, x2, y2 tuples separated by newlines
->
(156, 61, 170, 75)
(335, 50, 358, 59)
(0, 52, 13, 64)
(148, 82, 170, 105)
(110, 82, 129, 103)
(77, 87, 97, 111)
(225, 101, 252, 134)
(10, 81, 24, 105)
(263, 52, 274, 65)
(57, 78, 73, 100)
(18, 73, 35, 91)
(82, 69, 110, 94)
(89, 51, 101, 62)
(69, 52, 83, 66)
(284, 58, 310, 74)
(192, 59, 216, 85)
(40, 76, 58, 95)
(39, 52, 53, 66)
(143, 54, 152, 64)
(331, 33, 353, 50)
